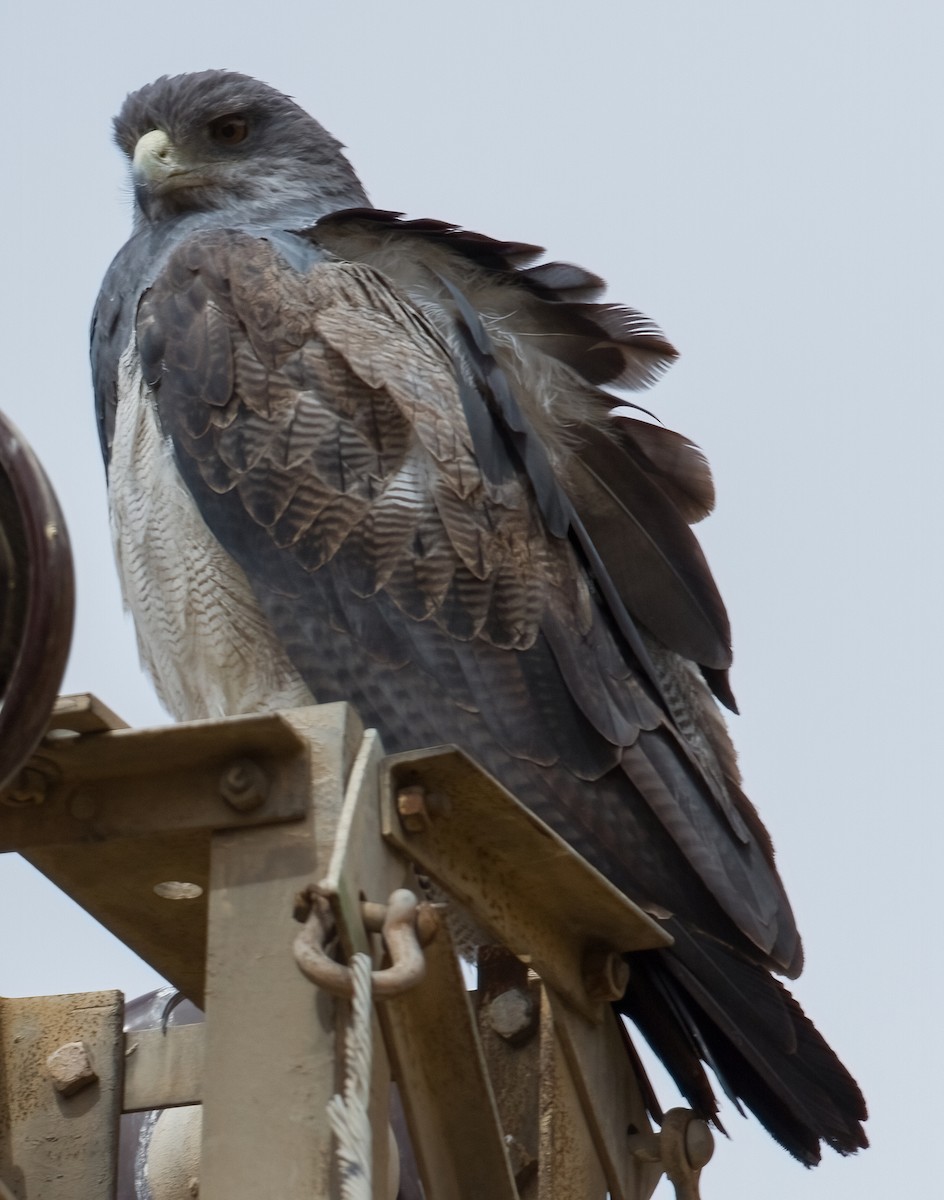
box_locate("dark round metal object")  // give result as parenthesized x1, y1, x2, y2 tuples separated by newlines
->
(0, 411, 74, 790)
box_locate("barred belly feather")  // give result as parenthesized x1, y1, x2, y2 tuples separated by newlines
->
(108, 341, 314, 721)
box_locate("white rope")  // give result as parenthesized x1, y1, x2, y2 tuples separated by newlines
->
(328, 951, 374, 1200)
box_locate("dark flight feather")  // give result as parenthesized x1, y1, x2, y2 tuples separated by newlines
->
(567, 421, 732, 672)
(630, 926, 868, 1163)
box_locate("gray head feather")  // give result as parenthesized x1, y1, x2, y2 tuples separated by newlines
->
(114, 70, 369, 227)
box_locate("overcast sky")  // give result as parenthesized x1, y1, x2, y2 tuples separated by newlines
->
(1, 3, 939, 1196)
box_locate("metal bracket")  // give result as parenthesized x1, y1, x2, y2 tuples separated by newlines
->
(381, 746, 672, 1021)
(1, 700, 711, 1200)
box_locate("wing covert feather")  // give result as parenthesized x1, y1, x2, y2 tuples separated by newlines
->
(138, 225, 800, 973)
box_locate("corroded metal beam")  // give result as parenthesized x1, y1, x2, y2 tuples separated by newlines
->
(0, 699, 700, 1200)
(382, 746, 672, 1022)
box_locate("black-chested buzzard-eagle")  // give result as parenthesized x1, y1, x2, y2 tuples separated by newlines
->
(91, 70, 867, 1165)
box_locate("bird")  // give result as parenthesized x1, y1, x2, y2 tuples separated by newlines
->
(91, 69, 867, 1165)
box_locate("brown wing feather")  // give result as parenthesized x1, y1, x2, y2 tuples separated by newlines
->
(134, 224, 866, 1161)
(311, 210, 678, 396)
(610, 416, 717, 524)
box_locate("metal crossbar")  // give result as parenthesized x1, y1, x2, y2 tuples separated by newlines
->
(0, 695, 710, 1200)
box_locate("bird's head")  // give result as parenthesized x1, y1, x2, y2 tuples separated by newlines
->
(114, 70, 369, 228)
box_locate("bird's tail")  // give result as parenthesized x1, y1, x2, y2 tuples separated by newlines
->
(619, 924, 868, 1164)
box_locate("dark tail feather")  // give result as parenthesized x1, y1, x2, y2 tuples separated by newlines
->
(620, 928, 867, 1165)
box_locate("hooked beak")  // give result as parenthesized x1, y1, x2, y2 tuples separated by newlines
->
(133, 129, 207, 193)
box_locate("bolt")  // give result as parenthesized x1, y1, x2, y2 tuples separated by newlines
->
(47, 1041, 98, 1096)
(486, 987, 537, 1044)
(685, 1117, 714, 1169)
(4, 766, 48, 807)
(583, 947, 629, 1003)
(219, 758, 269, 812)
(397, 784, 430, 832)
(413, 901, 442, 946)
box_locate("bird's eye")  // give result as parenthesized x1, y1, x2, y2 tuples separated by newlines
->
(208, 114, 249, 145)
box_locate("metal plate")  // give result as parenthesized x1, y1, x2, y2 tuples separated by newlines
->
(4, 702, 320, 1003)
(0, 991, 123, 1199)
(382, 746, 672, 1019)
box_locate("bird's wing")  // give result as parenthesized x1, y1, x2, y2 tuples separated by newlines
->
(310, 210, 735, 695)
(136, 222, 791, 961)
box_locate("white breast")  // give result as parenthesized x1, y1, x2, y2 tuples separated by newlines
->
(108, 342, 314, 721)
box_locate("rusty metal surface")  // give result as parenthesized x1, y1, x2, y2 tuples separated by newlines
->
(382, 747, 671, 1021)
(46, 1039, 99, 1096)
(325, 718, 516, 1198)
(538, 984, 610, 1200)
(0, 990, 123, 1199)
(546, 995, 664, 1200)
(1, 708, 312, 850)
(294, 888, 428, 998)
(0, 702, 701, 1198)
(628, 1109, 713, 1200)
(475, 952, 542, 1196)
(2, 702, 334, 1005)
(476, 964, 614, 1200)
(0, 414, 74, 793)
(380, 923, 518, 1200)
(475, 959, 665, 1200)
(199, 703, 363, 1199)
(32, 830, 212, 1005)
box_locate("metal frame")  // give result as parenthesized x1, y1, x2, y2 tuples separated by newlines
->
(0, 696, 713, 1199)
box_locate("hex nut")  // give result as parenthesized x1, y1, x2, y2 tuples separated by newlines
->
(685, 1117, 714, 1169)
(396, 785, 430, 833)
(583, 947, 630, 1002)
(486, 987, 537, 1044)
(5, 766, 49, 807)
(218, 758, 269, 812)
(47, 1041, 98, 1096)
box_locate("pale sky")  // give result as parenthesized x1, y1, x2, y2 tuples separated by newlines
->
(1, 3, 940, 1196)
